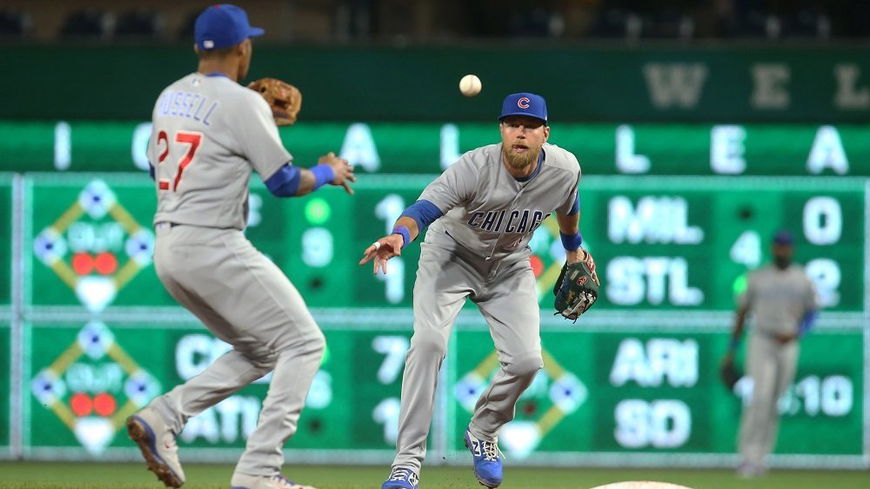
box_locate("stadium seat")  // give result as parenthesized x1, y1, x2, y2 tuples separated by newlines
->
(114, 9, 164, 39)
(590, 8, 644, 40)
(0, 8, 31, 39)
(61, 9, 113, 40)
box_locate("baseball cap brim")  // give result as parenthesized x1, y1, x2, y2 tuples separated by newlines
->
(248, 27, 265, 37)
(498, 111, 547, 122)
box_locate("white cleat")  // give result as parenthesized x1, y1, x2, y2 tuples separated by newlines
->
(126, 407, 186, 488)
(230, 473, 317, 489)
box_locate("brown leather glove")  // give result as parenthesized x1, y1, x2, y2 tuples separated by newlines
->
(247, 77, 302, 126)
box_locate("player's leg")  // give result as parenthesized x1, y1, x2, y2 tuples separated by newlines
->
(148, 226, 279, 432)
(761, 341, 800, 464)
(152, 226, 324, 485)
(145, 282, 277, 433)
(387, 243, 473, 483)
(182, 228, 325, 482)
(467, 260, 542, 488)
(473, 260, 542, 438)
(737, 333, 778, 473)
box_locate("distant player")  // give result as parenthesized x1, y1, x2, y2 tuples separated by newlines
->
(722, 230, 818, 477)
(125, 5, 354, 489)
(360, 93, 593, 489)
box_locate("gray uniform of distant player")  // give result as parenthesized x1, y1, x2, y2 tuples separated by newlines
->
(392, 142, 580, 471)
(737, 265, 817, 466)
(146, 72, 325, 477)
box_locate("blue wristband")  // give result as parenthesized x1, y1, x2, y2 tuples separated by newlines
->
(729, 338, 740, 351)
(310, 164, 335, 191)
(559, 231, 583, 250)
(392, 225, 411, 248)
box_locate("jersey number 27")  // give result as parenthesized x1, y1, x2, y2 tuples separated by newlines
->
(156, 130, 202, 191)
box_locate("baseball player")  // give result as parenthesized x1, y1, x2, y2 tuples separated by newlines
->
(125, 5, 354, 489)
(359, 93, 590, 489)
(722, 230, 818, 477)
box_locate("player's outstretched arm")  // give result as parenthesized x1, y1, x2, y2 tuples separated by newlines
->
(359, 216, 419, 274)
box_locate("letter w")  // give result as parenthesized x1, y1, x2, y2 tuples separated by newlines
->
(643, 63, 708, 108)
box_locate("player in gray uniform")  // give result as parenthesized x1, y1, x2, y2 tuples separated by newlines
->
(723, 230, 818, 477)
(125, 5, 354, 489)
(359, 93, 591, 489)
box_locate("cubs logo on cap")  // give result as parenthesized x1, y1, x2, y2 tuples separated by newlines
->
(499, 92, 548, 123)
(195, 4, 265, 51)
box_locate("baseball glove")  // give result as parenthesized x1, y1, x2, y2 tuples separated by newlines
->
(553, 248, 600, 322)
(247, 77, 302, 126)
(720, 358, 742, 390)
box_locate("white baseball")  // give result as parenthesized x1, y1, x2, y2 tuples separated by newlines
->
(459, 74, 482, 97)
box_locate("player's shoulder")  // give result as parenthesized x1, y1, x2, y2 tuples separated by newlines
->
(543, 143, 580, 169)
(542, 143, 581, 179)
(464, 143, 501, 161)
(454, 143, 501, 170)
(215, 77, 270, 108)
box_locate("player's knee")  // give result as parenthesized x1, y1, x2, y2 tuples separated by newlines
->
(505, 352, 543, 379)
(409, 330, 449, 359)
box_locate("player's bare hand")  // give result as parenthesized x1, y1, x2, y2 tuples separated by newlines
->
(318, 151, 355, 194)
(359, 234, 403, 274)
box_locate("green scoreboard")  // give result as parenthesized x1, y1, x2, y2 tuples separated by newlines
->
(1, 121, 868, 468)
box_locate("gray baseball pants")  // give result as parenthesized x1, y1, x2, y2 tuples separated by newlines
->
(738, 332, 799, 466)
(149, 223, 325, 477)
(392, 241, 543, 472)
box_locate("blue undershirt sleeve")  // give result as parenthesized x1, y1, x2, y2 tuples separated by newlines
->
(798, 309, 819, 336)
(567, 193, 579, 216)
(400, 199, 443, 231)
(264, 163, 302, 197)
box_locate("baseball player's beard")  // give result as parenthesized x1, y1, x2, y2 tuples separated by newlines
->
(503, 145, 541, 171)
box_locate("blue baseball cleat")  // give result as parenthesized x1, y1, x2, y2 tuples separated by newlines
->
(464, 428, 503, 488)
(381, 466, 419, 489)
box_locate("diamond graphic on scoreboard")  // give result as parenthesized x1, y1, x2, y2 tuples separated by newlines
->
(458, 349, 587, 459)
(30, 321, 161, 454)
(32, 179, 154, 311)
(33, 228, 67, 264)
(78, 180, 116, 219)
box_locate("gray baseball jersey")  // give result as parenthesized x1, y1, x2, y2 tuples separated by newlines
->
(738, 264, 817, 336)
(421, 142, 580, 261)
(391, 142, 581, 472)
(148, 72, 291, 229)
(143, 72, 325, 479)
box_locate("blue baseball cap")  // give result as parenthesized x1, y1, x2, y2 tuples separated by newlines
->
(773, 229, 794, 245)
(499, 92, 548, 124)
(195, 4, 264, 51)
